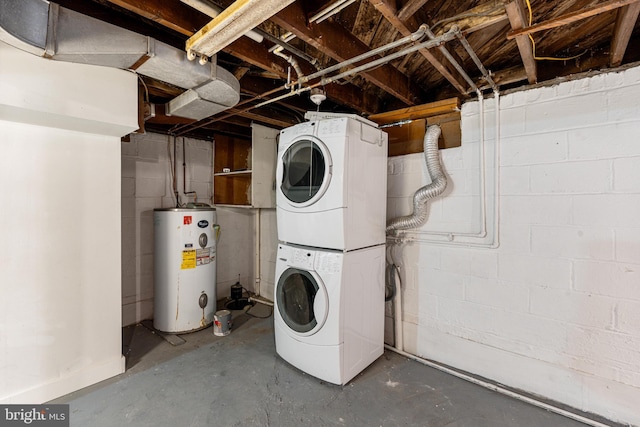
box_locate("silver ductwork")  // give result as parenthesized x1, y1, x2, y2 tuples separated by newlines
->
(0, 0, 240, 121)
(386, 124, 448, 233)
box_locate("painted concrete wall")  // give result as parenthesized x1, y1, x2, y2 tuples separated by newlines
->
(0, 42, 138, 403)
(121, 133, 259, 326)
(386, 65, 640, 425)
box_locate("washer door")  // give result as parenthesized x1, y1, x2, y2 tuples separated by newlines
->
(278, 137, 332, 207)
(276, 267, 328, 336)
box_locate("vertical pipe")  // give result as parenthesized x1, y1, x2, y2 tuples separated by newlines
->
(393, 255, 403, 351)
(424, 25, 478, 93)
(255, 208, 261, 296)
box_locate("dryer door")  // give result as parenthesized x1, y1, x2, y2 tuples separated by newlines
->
(278, 137, 332, 207)
(276, 267, 329, 336)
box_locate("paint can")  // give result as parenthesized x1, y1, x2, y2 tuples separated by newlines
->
(213, 309, 232, 336)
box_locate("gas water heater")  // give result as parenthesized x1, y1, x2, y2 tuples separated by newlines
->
(153, 207, 218, 333)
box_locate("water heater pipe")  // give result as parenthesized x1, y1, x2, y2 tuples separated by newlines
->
(182, 137, 197, 201)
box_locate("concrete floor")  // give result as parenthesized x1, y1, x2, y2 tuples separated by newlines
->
(52, 304, 611, 427)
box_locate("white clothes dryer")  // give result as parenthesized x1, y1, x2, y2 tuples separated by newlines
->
(276, 113, 388, 251)
(274, 242, 385, 385)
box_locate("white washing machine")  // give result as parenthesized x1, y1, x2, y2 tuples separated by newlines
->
(276, 113, 388, 251)
(274, 242, 385, 385)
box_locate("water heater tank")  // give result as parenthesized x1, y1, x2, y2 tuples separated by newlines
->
(153, 207, 218, 333)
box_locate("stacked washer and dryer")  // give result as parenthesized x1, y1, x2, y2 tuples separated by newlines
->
(274, 112, 388, 385)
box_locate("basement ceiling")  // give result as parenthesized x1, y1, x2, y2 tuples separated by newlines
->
(53, 0, 640, 139)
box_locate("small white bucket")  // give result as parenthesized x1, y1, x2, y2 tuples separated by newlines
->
(213, 310, 232, 336)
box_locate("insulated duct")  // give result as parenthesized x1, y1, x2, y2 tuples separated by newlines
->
(386, 125, 447, 232)
(0, 0, 240, 121)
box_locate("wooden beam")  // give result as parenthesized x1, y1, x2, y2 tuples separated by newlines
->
(505, 1, 537, 84)
(397, 0, 430, 22)
(368, 98, 461, 125)
(272, 2, 422, 105)
(435, 0, 509, 36)
(367, 0, 469, 94)
(507, 0, 640, 39)
(610, 2, 640, 66)
(103, 0, 206, 36)
(233, 109, 296, 128)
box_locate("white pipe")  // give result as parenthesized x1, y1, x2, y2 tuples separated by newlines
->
(248, 295, 273, 307)
(255, 208, 261, 296)
(400, 89, 503, 248)
(312, 0, 357, 24)
(392, 251, 403, 352)
(384, 345, 612, 427)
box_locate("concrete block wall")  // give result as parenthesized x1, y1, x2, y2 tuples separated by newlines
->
(386, 65, 640, 426)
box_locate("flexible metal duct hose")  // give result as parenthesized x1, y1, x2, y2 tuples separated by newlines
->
(386, 124, 447, 232)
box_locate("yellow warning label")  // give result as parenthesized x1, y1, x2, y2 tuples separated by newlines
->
(181, 250, 196, 269)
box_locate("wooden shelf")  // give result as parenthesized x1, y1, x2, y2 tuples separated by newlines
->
(213, 123, 278, 207)
(214, 170, 252, 176)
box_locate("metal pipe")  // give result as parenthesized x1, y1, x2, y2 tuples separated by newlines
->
(248, 296, 274, 307)
(255, 28, 320, 70)
(318, 29, 457, 87)
(312, 0, 357, 23)
(455, 29, 498, 92)
(298, 24, 430, 85)
(173, 135, 179, 207)
(182, 137, 197, 201)
(425, 25, 478, 93)
(171, 84, 287, 135)
(273, 49, 305, 88)
(399, 88, 501, 249)
(177, 25, 456, 134)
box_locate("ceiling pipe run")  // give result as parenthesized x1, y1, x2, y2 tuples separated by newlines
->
(0, 0, 240, 121)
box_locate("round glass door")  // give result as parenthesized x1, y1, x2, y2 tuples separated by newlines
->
(276, 268, 327, 335)
(280, 138, 331, 206)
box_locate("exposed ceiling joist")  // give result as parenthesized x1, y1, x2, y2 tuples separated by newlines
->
(505, 1, 537, 84)
(271, 1, 422, 105)
(233, 108, 296, 128)
(507, 0, 640, 39)
(368, 0, 469, 94)
(397, 0, 429, 22)
(101, 0, 206, 35)
(435, 0, 510, 35)
(610, 2, 640, 66)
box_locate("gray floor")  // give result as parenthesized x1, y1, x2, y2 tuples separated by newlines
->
(52, 304, 612, 427)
